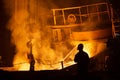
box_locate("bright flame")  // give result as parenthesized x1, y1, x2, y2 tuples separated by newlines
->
(71, 40, 107, 58)
(4, 0, 108, 71)
(17, 63, 30, 71)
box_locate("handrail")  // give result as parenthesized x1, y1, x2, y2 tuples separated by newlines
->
(12, 46, 78, 70)
(63, 45, 77, 61)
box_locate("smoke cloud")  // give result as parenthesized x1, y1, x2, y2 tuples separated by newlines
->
(3, 0, 109, 70)
(3, 0, 67, 70)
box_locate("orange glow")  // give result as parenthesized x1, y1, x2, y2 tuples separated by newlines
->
(16, 63, 30, 71)
(70, 40, 107, 58)
(71, 28, 112, 41)
(5, 0, 108, 71)
(11, 39, 107, 71)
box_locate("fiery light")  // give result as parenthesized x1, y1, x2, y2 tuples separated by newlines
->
(71, 40, 107, 58)
(4, 0, 109, 71)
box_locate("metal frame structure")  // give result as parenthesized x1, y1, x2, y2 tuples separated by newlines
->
(49, 2, 112, 42)
(51, 2, 110, 26)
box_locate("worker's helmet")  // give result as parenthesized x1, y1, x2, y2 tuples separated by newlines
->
(77, 44, 83, 50)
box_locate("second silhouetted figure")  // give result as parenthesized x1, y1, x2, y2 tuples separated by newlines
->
(74, 43, 90, 79)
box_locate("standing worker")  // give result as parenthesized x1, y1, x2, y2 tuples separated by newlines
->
(74, 43, 90, 79)
(27, 40, 35, 71)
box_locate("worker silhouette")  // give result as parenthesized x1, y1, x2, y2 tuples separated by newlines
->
(27, 40, 35, 71)
(27, 52, 35, 71)
(74, 44, 90, 79)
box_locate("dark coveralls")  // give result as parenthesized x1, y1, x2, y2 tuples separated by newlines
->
(74, 44, 90, 79)
(27, 53, 35, 71)
(27, 40, 35, 71)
